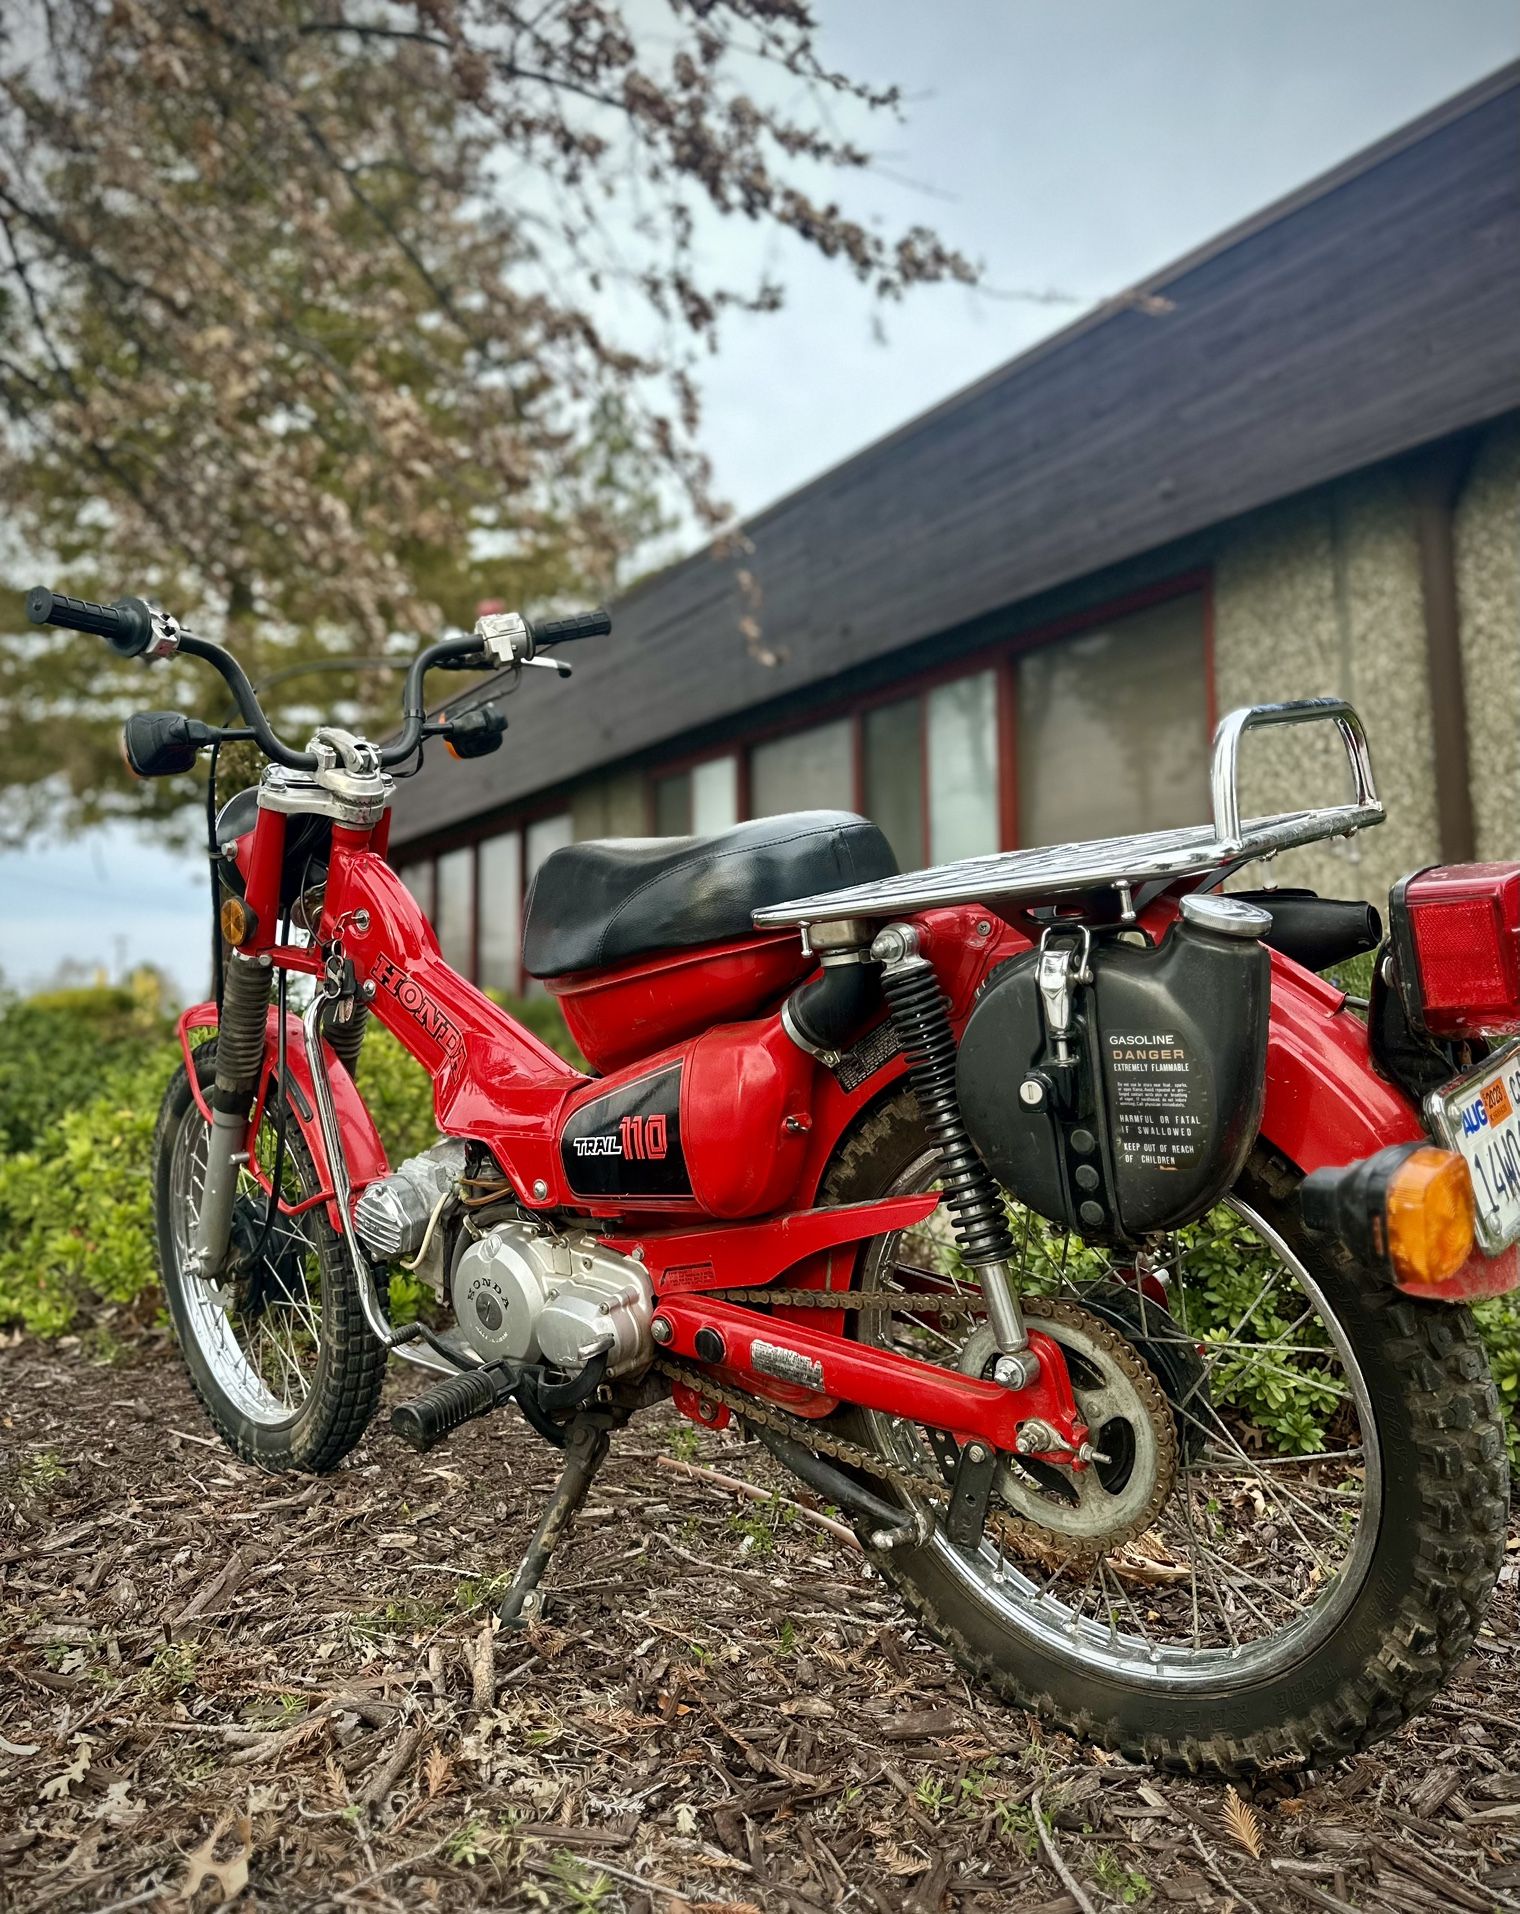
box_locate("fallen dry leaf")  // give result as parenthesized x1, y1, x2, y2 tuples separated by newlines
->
(423, 1747, 453, 1799)
(180, 1810, 251, 1904)
(1222, 1785, 1264, 1859)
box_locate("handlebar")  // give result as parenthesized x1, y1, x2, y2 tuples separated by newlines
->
(25, 586, 610, 775)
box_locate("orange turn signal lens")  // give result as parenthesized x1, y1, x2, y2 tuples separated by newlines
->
(1384, 1147, 1475, 1289)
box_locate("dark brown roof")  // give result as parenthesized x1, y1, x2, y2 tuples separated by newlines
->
(394, 62, 1520, 849)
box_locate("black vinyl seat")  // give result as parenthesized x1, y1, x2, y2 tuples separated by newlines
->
(522, 810, 897, 979)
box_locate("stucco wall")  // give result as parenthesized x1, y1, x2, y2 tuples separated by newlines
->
(1213, 467, 1441, 905)
(1456, 418, 1520, 862)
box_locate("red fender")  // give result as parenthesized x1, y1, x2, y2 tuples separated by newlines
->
(1259, 953, 1423, 1171)
(177, 1004, 390, 1232)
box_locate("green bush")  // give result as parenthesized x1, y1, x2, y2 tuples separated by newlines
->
(0, 986, 581, 1335)
(0, 975, 176, 1155)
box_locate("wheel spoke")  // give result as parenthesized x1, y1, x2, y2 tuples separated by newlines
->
(854, 1149, 1380, 1687)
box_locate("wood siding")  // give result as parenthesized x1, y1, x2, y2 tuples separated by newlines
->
(395, 67, 1520, 849)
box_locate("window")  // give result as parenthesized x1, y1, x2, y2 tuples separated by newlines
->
(1017, 593, 1208, 847)
(927, 671, 998, 863)
(398, 860, 435, 920)
(860, 674, 999, 869)
(750, 718, 853, 818)
(862, 697, 923, 867)
(523, 813, 573, 995)
(434, 847, 474, 972)
(653, 755, 739, 837)
(477, 832, 522, 995)
(525, 812, 573, 879)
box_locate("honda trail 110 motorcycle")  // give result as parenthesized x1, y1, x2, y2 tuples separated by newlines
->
(30, 582, 1518, 1775)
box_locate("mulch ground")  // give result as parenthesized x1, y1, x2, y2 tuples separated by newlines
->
(2, 1329, 1518, 1914)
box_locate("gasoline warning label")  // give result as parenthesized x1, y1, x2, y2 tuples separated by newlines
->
(1103, 1031, 1204, 1174)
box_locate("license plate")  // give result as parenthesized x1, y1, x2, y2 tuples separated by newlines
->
(1427, 1039, 1520, 1255)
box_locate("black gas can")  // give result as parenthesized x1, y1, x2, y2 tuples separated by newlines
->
(956, 895, 1271, 1242)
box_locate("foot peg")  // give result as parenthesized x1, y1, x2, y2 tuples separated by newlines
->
(391, 1364, 515, 1452)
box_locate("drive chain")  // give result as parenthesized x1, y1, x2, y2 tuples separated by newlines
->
(656, 1292, 1179, 1561)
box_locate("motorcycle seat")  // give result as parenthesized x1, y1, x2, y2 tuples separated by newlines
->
(522, 810, 897, 979)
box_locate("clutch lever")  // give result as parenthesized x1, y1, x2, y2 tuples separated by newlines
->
(520, 653, 573, 679)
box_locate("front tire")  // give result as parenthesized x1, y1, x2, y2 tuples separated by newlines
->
(154, 1039, 386, 1472)
(827, 1091, 1509, 1773)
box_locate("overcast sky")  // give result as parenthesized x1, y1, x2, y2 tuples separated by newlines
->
(3, 0, 1516, 1004)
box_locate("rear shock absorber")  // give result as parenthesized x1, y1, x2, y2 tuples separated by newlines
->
(873, 924, 1040, 1385)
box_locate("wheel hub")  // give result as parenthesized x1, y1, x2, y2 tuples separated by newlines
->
(960, 1298, 1180, 1554)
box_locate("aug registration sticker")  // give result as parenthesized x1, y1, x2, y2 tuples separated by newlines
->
(1428, 1039, 1520, 1256)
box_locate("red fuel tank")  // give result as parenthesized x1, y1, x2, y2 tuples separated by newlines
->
(547, 931, 811, 1073)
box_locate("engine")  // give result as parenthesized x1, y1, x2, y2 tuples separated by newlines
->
(451, 1223, 654, 1378)
(353, 1139, 468, 1293)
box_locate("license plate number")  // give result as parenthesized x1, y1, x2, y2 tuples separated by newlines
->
(1428, 1040, 1520, 1255)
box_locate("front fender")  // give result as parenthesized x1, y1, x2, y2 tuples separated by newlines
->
(177, 1003, 390, 1232)
(1260, 953, 1423, 1172)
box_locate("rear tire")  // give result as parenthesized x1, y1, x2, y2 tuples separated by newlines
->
(154, 1039, 386, 1473)
(826, 1090, 1509, 1773)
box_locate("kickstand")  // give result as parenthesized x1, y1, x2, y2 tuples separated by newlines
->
(498, 1408, 623, 1630)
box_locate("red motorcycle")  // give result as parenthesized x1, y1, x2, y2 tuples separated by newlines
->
(30, 584, 1518, 1775)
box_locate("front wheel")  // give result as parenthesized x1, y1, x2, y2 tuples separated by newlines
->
(827, 1091, 1509, 1773)
(154, 1039, 386, 1472)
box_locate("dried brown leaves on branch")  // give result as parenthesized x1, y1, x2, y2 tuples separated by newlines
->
(0, 1, 975, 835)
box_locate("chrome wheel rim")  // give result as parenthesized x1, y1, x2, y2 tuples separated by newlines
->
(860, 1149, 1383, 1689)
(168, 1091, 324, 1426)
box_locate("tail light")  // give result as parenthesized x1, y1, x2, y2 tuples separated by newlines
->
(1389, 863, 1520, 1039)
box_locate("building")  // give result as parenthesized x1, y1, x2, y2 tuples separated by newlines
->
(391, 64, 1520, 996)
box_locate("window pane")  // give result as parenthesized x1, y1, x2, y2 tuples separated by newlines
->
(399, 859, 435, 921)
(1017, 594, 1209, 847)
(435, 847, 473, 975)
(653, 772, 692, 836)
(478, 833, 522, 996)
(750, 719, 853, 818)
(522, 813, 574, 995)
(863, 698, 924, 867)
(526, 812, 574, 872)
(927, 671, 998, 863)
(691, 756, 739, 835)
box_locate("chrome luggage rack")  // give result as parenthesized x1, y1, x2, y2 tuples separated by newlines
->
(753, 698, 1383, 929)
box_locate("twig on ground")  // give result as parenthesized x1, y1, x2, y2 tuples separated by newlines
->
(656, 1453, 860, 1547)
(1030, 1786, 1097, 1914)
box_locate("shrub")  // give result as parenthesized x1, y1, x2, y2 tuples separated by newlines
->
(0, 975, 176, 1155)
(0, 987, 581, 1334)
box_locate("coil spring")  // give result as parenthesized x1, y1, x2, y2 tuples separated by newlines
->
(325, 997, 370, 1081)
(880, 955, 1015, 1268)
(214, 955, 273, 1106)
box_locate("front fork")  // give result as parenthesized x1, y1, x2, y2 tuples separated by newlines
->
(873, 923, 1041, 1389)
(189, 952, 272, 1279)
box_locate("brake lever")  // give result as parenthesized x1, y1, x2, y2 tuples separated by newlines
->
(520, 653, 573, 679)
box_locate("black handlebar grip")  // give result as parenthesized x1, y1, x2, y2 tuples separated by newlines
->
(527, 606, 612, 648)
(26, 587, 156, 656)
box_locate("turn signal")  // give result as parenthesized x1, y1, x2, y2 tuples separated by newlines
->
(220, 895, 257, 948)
(1301, 1141, 1488, 1298)
(1383, 1147, 1475, 1289)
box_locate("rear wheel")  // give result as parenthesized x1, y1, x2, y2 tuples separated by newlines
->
(154, 1039, 386, 1472)
(826, 1091, 1509, 1773)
